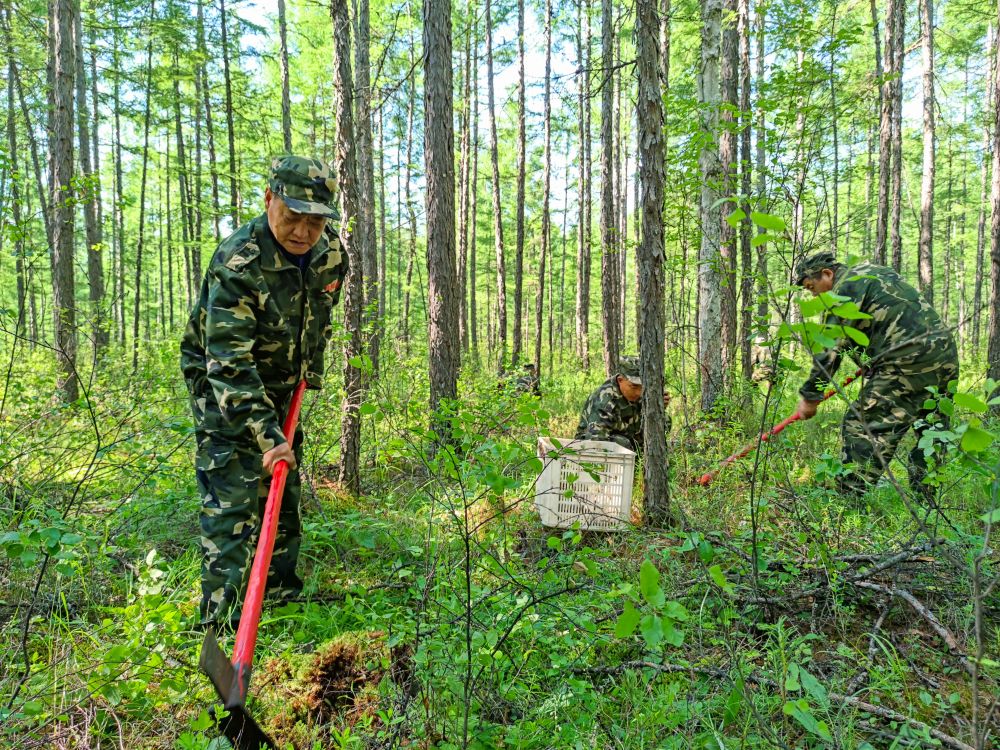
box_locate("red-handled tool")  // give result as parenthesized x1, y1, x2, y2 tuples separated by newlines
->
(199, 380, 307, 750)
(696, 368, 863, 487)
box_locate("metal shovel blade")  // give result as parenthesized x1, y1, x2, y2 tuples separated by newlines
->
(199, 627, 276, 750)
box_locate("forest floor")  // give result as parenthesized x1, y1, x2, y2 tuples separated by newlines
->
(0, 341, 998, 750)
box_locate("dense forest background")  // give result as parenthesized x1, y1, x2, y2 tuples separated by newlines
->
(1, 0, 999, 747)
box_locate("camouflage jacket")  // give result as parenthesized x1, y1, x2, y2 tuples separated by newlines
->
(180, 214, 347, 452)
(574, 377, 672, 451)
(799, 262, 956, 400)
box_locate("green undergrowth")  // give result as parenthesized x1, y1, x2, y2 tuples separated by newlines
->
(0, 338, 997, 749)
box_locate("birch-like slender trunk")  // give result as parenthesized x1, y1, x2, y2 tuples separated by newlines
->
(918, 0, 935, 301)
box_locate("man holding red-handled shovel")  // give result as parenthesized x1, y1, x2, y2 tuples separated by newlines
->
(181, 156, 347, 631)
(791, 251, 958, 500)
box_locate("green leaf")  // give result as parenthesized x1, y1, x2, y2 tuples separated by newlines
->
(954, 392, 988, 414)
(798, 666, 828, 706)
(841, 326, 870, 346)
(708, 564, 734, 594)
(662, 601, 689, 622)
(980, 508, 1000, 524)
(784, 663, 801, 692)
(751, 233, 769, 248)
(725, 208, 746, 228)
(662, 619, 685, 647)
(639, 614, 663, 648)
(192, 710, 214, 732)
(639, 560, 665, 608)
(614, 602, 641, 638)
(723, 677, 745, 726)
(750, 211, 786, 231)
(829, 301, 872, 319)
(359, 402, 378, 416)
(798, 296, 829, 318)
(962, 425, 995, 452)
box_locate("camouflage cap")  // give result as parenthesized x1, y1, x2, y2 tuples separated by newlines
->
(618, 355, 642, 385)
(794, 250, 839, 285)
(269, 155, 340, 218)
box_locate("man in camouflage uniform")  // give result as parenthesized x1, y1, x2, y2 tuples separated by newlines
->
(511, 363, 541, 397)
(180, 156, 347, 628)
(575, 356, 672, 452)
(793, 251, 958, 498)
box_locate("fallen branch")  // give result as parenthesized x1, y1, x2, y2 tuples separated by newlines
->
(578, 661, 975, 750)
(851, 580, 976, 678)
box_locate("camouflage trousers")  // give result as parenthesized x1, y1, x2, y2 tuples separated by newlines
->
(839, 353, 959, 498)
(192, 401, 304, 628)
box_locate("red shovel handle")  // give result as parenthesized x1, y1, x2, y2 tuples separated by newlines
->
(697, 368, 863, 486)
(230, 381, 307, 699)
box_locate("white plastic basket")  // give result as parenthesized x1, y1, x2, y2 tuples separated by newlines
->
(534, 437, 636, 530)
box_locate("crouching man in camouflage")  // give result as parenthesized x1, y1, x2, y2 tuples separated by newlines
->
(793, 251, 958, 499)
(180, 156, 347, 629)
(575, 356, 672, 453)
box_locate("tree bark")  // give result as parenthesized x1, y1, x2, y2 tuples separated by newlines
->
(197, 0, 221, 241)
(534, 0, 553, 372)
(457, 13, 471, 353)
(976, 25, 995, 349)
(637, 0, 671, 524)
(890, 0, 905, 272)
(74, 9, 106, 350)
(738, 0, 752, 379)
(330, 0, 364, 494)
(918, 0, 935, 301)
(219, 0, 240, 225)
(875, 0, 894, 265)
(469, 10, 480, 352)
(513, 0, 526, 367)
(485, 0, 507, 374)
(576, 0, 592, 369)
(989, 1, 1000, 383)
(355, 0, 379, 377)
(719, 0, 737, 372)
(599, 0, 620, 376)
(48, 0, 78, 401)
(111, 9, 126, 339)
(7, 62, 26, 339)
(132, 5, 156, 371)
(424, 0, 460, 414)
(279, 0, 293, 153)
(698, 0, 723, 412)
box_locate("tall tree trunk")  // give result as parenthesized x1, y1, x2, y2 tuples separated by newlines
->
(457, 15, 471, 353)
(828, 1, 839, 254)
(403, 58, 417, 349)
(889, 0, 905, 271)
(599, 0, 619, 376)
(485, 0, 507, 373)
(172, 52, 198, 303)
(875, 0, 894, 265)
(48, 0, 78, 401)
(576, 0, 592, 369)
(637, 0, 670, 523)
(754, 0, 767, 324)
(378, 106, 387, 328)
(976, 24, 995, 349)
(534, 0, 552, 371)
(990, 2, 1000, 383)
(74, 9, 105, 350)
(469, 10, 480, 352)
(166, 135, 175, 329)
(355, 0, 379, 376)
(513, 0, 526, 367)
(330, 0, 363, 494)
(942, 136, 952, 323)
(8, 63, 26, 340)
(132, 8, 155, 370)
(424, 0, 459, 414)
(279, 0, 293, 152)
(719, 0, 738, 371)
(197, 0, 221, 241)
(219, 0, 240, 225)
(918, 0, 935, 301)
(738, 0, 752, 379)
(699, 0, 723, 412)
(111, 10, 127, 340)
